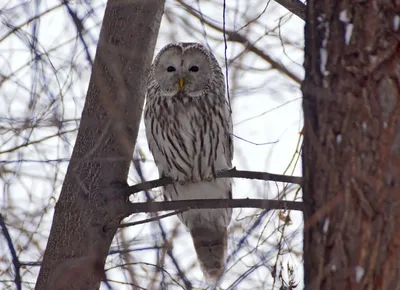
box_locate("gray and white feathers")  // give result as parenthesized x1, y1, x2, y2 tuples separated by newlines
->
(144, 42, 233, 280)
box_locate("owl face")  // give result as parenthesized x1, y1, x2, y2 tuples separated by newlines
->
(153, 44, 213, 97)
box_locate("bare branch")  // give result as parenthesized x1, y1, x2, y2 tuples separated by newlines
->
(125, 168, 302, 197)
(122, 198, 303, 216)
(0, 129, 77, 154)
(112, 210, 188, 229)
(0, 214, 21, 290)
(121, 168, 302, 216)
(61, 0, 93, 66)
(275, 0, 306, 21)
(0, 3, 64, 43)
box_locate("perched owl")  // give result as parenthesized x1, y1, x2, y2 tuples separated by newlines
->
(144, 42, 233, 280)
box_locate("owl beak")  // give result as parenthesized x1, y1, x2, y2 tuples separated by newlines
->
(179, 78, 184, 89)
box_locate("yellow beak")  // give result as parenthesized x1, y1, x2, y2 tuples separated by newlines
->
(179, 78, 184, 89)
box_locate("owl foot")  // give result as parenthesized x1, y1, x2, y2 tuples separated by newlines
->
(202, 174, 215, 182)
(167, 175, 191, 185)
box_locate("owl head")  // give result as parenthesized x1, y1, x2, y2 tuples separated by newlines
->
(150, 42, 218, 97)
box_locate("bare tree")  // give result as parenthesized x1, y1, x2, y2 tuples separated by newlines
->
(302, 0, 400, 289)
(35, 1, 165, 289)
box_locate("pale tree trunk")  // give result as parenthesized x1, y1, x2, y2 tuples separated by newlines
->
(303, 0, 400, 289)
(36, 1, 165, 289)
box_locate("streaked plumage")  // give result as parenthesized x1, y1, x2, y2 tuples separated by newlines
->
(144, 42, 233, 280)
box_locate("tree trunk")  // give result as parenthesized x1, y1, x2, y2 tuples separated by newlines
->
(303, 0, 400, 289)
(36, 1, 165, 289)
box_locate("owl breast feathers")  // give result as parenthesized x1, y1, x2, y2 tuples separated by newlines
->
(144, 42, 233, 280)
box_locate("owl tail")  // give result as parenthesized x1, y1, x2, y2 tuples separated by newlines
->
(190, 226, 228, 280)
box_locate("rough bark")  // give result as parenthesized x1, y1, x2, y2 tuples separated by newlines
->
(36, 1, 165, 289)
(303, 0, 400, 289)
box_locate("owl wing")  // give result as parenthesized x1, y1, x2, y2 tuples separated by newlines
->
(223, 100, 233, 168)
(144, 111, 167, 177)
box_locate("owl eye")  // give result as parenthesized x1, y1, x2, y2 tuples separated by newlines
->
(189, 66, 199, 72)
(167, 66, 176, 72)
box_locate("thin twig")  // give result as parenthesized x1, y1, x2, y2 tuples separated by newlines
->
(110, 209, 188, 229)
(0, 214, 22, 290)
(0, 129, 77, 154)
(61, 0, 93, 66)
(222, 0, 231, 107)
(0, 3, 64, 43)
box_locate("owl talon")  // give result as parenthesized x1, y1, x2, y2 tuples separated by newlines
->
(203, 174, 214, 182)
(172, 177, 185, 185)
(179, 180, 187, 185)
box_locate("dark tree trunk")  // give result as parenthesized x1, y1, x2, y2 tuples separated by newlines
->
(303, 0, 400, 289)
(36, 1, 165, 289)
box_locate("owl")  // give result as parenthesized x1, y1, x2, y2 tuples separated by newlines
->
(144, 42, 233, 280)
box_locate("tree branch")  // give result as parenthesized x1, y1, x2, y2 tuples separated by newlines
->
(275, 0, 306, 20)
(125, 168, 302, 197)
(0, 214, 22, 290)
(122, 198, 304, 216)
(113, 209, 188, 229)
(120, 169, 303, 220)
